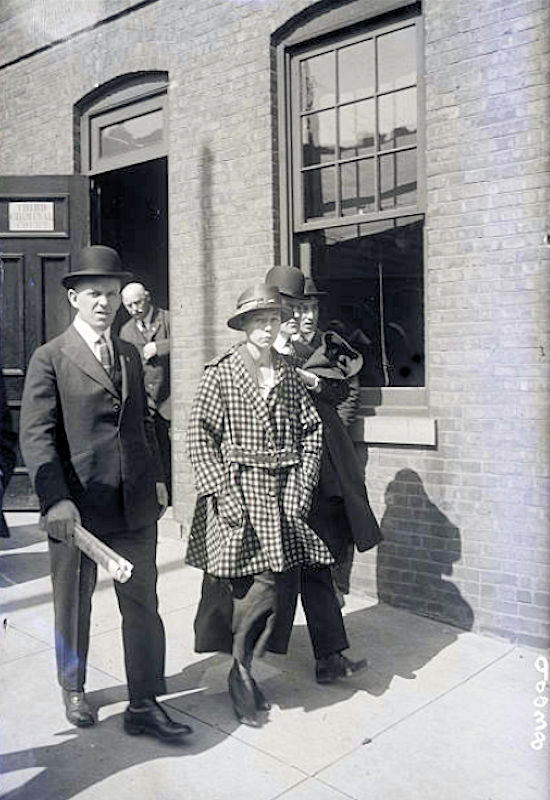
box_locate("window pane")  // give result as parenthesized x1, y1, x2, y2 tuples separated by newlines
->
(303, 166, 336, 220)
(294, 218, 424, 386)
(379, 87, 417, 151)
(377, 25, 416, 93)
(302, 110, 335, 166)
(338, 39, 374, 103)
(300, 52, 335, 112)
(379, 150, 417, 210)
(339, 100, 374, 159)
(100, 109, 163, 158)
(341, 159, 375, 216)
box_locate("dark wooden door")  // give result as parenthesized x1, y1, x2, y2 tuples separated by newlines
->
(0, 175, 89, 509)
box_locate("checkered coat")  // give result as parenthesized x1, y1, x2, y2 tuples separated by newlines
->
(186, 345, 333, 577)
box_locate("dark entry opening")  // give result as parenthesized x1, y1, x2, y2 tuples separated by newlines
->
(92, 156, 169, 329)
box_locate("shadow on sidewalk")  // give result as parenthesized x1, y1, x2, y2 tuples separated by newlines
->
(0, 525, 51, 586)
(0, 598, 470, 800)
(0, 665, 239, 800)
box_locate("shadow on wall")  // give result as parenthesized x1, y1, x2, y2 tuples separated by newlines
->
(377, 469, 474, 631)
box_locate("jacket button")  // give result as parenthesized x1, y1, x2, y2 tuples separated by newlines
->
(113, 403, 121, 412)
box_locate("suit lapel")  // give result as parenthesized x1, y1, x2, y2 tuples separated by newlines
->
(62, 326, 119, 399)
(147, 308, 161, 341)
(232, 347, 273, 435)
(265, 353, 286, 413)
(114, 338, 130, 403)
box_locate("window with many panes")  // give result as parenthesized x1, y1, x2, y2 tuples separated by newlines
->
(284, 12, 425, 390)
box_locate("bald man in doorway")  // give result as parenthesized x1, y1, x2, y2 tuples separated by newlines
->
(120, 283, 172, 504)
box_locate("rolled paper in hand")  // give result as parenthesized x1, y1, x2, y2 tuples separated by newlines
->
(73, 523, 134, 583)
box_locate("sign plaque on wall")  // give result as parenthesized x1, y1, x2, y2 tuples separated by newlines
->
(8, 201, 55, 232)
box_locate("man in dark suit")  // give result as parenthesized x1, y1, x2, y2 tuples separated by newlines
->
(266, 266, 368, 685)
(119, 283, 171, 503)
(20, 246, 191, 741)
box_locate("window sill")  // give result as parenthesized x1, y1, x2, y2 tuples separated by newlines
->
(350, 412, 437, 446)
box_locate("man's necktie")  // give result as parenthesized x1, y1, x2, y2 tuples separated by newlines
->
(97, 335, 113, 377)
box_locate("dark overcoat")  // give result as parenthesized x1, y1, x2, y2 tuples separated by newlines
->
(119, 307, 171, 420)
(186, 345, 333, 578)
(20, 325, 163, 535)
(295, 331, 382, 554)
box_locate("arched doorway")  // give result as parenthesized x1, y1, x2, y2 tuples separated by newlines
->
(78, 72, 170, 330)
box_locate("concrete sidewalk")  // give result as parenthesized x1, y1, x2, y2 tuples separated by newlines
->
(1, 512, 548, 800)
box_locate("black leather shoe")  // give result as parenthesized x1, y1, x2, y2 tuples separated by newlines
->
(228, 662, 262, 727)
(249, 675, 271, 712)
(62, 690, 96, 727)
(315, 653, 368, 685)
(123, 699, 193, 740)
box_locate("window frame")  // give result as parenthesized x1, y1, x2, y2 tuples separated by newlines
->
(79, 75, 169, 176)
(276, 2, 434, 443)
(289, 17, 425, 232)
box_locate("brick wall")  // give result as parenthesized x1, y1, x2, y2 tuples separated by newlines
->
(1, 0, 548, 646)
(356, 0, 550, 647)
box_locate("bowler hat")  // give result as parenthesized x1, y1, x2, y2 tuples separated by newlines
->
(61, 245, 133, 288)
(265, 265, 305, 299)
(303, 277, 327, 297)
(227, 283, 282, 330)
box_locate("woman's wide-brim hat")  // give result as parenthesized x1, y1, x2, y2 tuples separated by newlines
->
(303, 276, 327, 297)
(61, 245, 134, 288)
(265, 265, 305, 299)
(227, 283, 282, 330)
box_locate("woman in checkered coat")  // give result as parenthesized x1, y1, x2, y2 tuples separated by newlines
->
(186, 283, 333, 727)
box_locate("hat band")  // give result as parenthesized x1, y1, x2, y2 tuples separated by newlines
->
(237, 297, 279, 315)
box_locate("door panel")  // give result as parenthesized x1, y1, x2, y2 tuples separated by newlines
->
(0, 175, 89, 509)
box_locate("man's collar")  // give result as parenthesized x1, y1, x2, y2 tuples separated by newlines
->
(73, 315, 112, 346)
(273, 332, 292, 354)
(294, 330, 316, 344)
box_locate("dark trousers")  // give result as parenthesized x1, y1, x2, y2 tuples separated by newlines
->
(48, 524, 166, 703)
(300, 566, 349, 660)
(154, 412, 172, 504)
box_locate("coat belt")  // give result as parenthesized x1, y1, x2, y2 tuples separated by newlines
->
(226, 446, 300, 469)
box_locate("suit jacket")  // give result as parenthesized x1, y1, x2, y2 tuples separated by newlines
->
(20, 325, 163, 535)
(119, 307, 171, 420)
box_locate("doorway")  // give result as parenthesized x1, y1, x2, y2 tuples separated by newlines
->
(91, 157, 169, 330)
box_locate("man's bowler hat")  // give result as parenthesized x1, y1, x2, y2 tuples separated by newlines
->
(265, 265, 305, 299)
(227, 284, 282, 330)
(303, 277, 327, 297)
(62, 245, 133, 288)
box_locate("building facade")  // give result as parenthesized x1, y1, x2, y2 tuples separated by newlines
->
(1, 0, 549, 647)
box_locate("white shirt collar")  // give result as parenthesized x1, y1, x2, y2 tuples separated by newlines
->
(73, 315, 112, 350)
(273, 332, 292, 355)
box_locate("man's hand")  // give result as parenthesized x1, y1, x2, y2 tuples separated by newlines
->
(45, 499, 81, 543)
(143, 342, 158, 361)
(156, 482, 169, 517)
